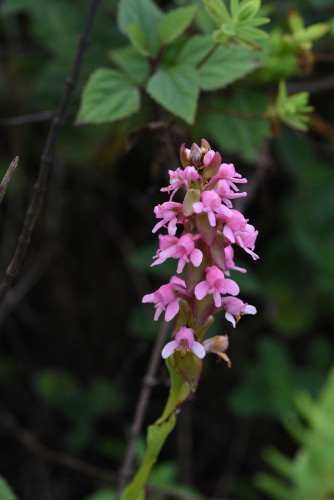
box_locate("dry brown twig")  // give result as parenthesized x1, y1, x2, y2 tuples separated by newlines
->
(0, 156, 19, 204)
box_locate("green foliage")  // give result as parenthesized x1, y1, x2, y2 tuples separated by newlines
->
(256, 365, 334, 500)
(146, 65, 200, 124)
(203, 0, 270, 48)
(197, 91, 270, 162)
(0, 477, 17, 500)
(267, 80, 314, 131)
(118, 0, 163, 54)
(284, 9, 329, 51)
(108, 46, 150, 85)
(158, 5, 198, 45)
(85, 489, 115, 500)
(77, 69, 140, 124)
(230, 338, 331, 419)
(35, 369, 124, 449)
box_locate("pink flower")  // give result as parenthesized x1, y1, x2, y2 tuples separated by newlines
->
(224, 246, 247, 274)
(194, 265, 240, 307)
(161, 327, 205, 359)
(215, 179, 247, 208)
(208, 163, 247, 191)
(221, 296, 257, 327)
(152, 201, 183, 236)
(221, 209, 259, 260)
(193, 190, 231, 227)
(142, 276, 187, 321)
(152, 233, 203, 273)
(161, 167, 202, 199)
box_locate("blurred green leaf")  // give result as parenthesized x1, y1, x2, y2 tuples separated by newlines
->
(0, 477, 18, 500)
(199, 44, 261, 90)
(158, 6, 198, 45)
(127, 242, 176, 278)
(85, 488, 115, 500)
(146, 65, 199, 124)
(109, 45, 150, 85)
(77, 69, 140, 124)
(198, 91, 270, 162)
(125, 23, 149, 56)
(128, 306, 159, 340)
(118, 0, 162, 53)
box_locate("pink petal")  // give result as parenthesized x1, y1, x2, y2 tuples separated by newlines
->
(154, 307, 163, 321)
(159, 245, 177, 260)
(208, 210, 216, 227)
(192, 202, 204, 213)
(213, 290, 222, 307)
(225, 312, 236, 327)
(177, 259, 186, 273)
(165, 300, 179, 321)
(191, 341, 206, 359)
(244, 305, 257, 315)
(223, 278, 240, 296)
(190, 248, 203, 267)
(142, 293, 155, 303)
(161, 340, 178, 359)
(194, 281, 209, 300)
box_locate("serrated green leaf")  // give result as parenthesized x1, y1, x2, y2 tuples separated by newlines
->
(125, 23, 149, 56)
(158, 5, 198, 45)
(118, 0, 163, 52)
(146, 65, 199, 124)
(109, 45, 149, 85)
(0, 477, 18, 500)
(77, 69, 140, 124)
(198, 45, 261, 90)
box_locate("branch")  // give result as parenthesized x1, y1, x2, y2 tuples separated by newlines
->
(0, 156, 19, 204)
(116, 321, 169, 498)
(0, 0, 101, 304)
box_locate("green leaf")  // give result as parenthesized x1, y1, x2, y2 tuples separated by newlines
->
(177, 34, 216, 66)
(202, 0, 230, 25)
(198, 92, 270, 162)
(199, 44, 261, 90)
(125, 23, 149, 56)
(118, 0, 163, 52)
(77, 69, 140, 124)
(0, 477, 18, 500)
(146, 65, 200, 124)
(158, 5, 198, 45)
(109, 45, 150, 85)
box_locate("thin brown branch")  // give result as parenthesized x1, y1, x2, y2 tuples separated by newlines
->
(0, 0, 101, 305)
(0, 408, 117, 482)
(0, 111, 54, 126)
(116, 321, 169, 498)
(0, 156, 19, 204)
(196, 42, 220, 69)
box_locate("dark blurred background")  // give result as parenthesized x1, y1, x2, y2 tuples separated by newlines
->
(0, 1, 334, 499)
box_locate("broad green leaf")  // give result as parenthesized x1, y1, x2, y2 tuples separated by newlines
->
(0, 477, 17, 500)
(177, 34, 216, 66)
(158, 5, 198, 45)
(202, 0, 230, 25)
(198, 44, 261, 90)
(77, 69, 140, 124)
(125, 23, 149, 56)
(109, 45, 149, 85)
(146, 65, 200, 124)
(118, 0, 163, 52)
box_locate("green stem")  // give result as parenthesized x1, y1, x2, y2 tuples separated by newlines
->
(196, 42, 220, 69)
(120, 356, 191, 500)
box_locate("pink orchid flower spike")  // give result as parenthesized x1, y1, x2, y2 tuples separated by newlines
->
(161, 327, 205, 359)
(194, 265, 240, 308)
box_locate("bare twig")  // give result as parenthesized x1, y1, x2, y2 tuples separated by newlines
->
(0, 156, 19, 204)
(0, 408, 117, 482)
(0, 0, 101, 304)
(0, 111, 54, 126)
(116, 321, 169, 498)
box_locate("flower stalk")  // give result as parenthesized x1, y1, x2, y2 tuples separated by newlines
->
(120, 139, 259, 499)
